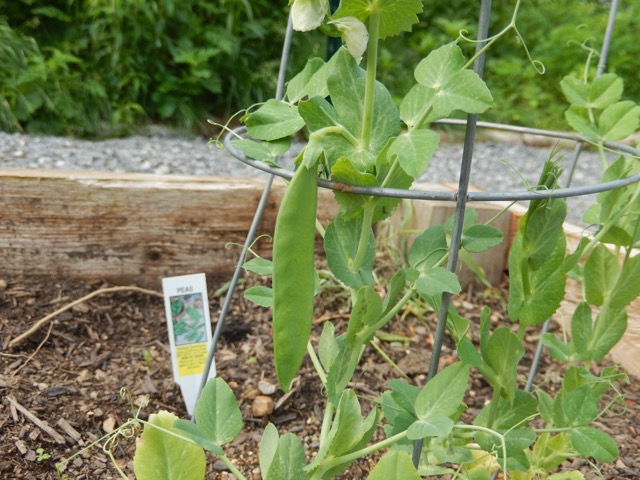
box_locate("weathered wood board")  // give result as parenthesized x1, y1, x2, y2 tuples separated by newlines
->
(0, 169, 338, 286)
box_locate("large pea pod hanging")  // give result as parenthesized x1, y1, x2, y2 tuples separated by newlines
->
(272, 163, 318, 391)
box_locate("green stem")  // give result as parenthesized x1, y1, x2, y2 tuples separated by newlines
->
(350, 201, 375, 274)
(316, 431, 408, 476)
(311, 125, 359, 147)
(369, 286, 417, 333)
(219, 454, 249, 480)
(307, 341, 327, 385)
(319, 400, 335, 448)
(361, 12, 381, 149)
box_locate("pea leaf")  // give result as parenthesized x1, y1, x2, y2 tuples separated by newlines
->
(560, 74, 623, 109)
(562, 385, 598, 426)
(367, 451, 421, 480)
(598, 100, 640, 142)
(415, 267, 461, 297)
(588, 308, 627, 361)
(331, 157, 378, 214)
(571, 427, 618, 463)
(325, 213, 375, 288)
(583, 244, 618, 307)
(298, 95, 340, 131)
(415, 363, 470, 421)
(610, 254, 640, 309)
(328, 48, 400, 157)
(244, 286, 273, 307)
(482, 327, 524, 401)
(332, 0, 423, 39)
(230, 137, 291, 163)
(194, 378, 243, 446)
(413, 43, 492, 122)
(286, 58, 327, 103)
(172, 420, 224, 455)
(243, 257, 273, 275)
(461, 224, 504, 253)
(565, 106, 600, 139)
(259, 423, 279, 478)
(407, 416, 454, 439)
(408, 225, 448, 271)
(265, 433, 310, 480)
(133, 411, 206, 480)
(387, 128, 440, 178)
(570, 302, 593, 360)
(244, 99, 305, 141)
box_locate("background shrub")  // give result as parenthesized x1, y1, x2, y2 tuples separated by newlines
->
(0, 0, 638, 137)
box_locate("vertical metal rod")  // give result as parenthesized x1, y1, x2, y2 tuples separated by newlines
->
(524, 0, 619, 393)
(193, 14, 294, 419)
(412, 0, 493, 466)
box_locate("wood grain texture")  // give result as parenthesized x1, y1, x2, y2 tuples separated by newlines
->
(0, 169, 337, 286)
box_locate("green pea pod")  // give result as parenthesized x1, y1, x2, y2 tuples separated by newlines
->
(272, 163, 318, 391)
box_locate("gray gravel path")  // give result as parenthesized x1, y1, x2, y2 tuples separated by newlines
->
(0, 131, 614, 225)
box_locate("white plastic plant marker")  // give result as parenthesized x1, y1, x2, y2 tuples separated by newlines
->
(162, 273, 216, 416)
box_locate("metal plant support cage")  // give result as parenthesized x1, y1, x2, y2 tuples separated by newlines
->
(199, 0, 639, 472)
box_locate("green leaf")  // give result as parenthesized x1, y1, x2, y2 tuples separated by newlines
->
(549, 472, 585, 480)
(244, 99, 305, 141)
(541, 333, 572, 362)
(570, 302, 593, 359)
(367, 451, 421, 480)
(195, 378, 242, 445)
(415, 267, 462, 297)
(571, 427, 618, 462)
(598, 100, 640, 142)
(266, 433, 310, 480)
(259, 423, 279, 478)
(560, 74, 623, 109)
(562, 385, 598, 426)
(415, 363, 470, 421)
(318, 321, 340, 373)
(609, 254, 640, 310)
(133, 411, 206, 480)
(229, 137, 292, 164)
(331, 157, 378, 214)
(475, 390, 537, 430)
(346, 286, 384, 339)
(461, 224, 504, 253)
(406, 416, 454, 439)
(482, 327, 524, 400)
(413, 43, 492, 121)
(244, 285, 273, 307)
(408, 225, 448, 271)
(588, 308, 627, 361)
(333, 0, 423, 39)
(286, 58, 327, 103)
(243, 257, 273, 276)
(322, 390, 379, 458)
(387, 128, 440, 178)
(533, 432, 574, 472)
(298, 96, 340, 131)
(325, 213, 375, 288)
(172, 420, 223, 455)
(565, 106, 600, 139)
(583, 244, 619, 307)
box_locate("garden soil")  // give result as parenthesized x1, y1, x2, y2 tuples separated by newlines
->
(1, 273, 639, 479)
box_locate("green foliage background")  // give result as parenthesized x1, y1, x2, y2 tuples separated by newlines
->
(0, 0, 638, 137)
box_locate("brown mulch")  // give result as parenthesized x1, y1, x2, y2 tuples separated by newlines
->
(1, 274, 638, 479)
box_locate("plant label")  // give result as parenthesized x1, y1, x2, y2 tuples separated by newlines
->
(162, 273, 216, 415)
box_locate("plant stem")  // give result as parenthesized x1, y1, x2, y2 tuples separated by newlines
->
(319, 400, 335, 448)
(219, 454, 249, 480)
(350, 201, 375, 273)
(308, 341, 327, 385)
(361, 12, 381, 150)
(315, 431, 408, 477)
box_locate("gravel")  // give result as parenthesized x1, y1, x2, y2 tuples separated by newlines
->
(0, 130, 617, 225)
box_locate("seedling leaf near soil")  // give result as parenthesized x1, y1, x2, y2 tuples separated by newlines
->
(69, 1, 639, 479)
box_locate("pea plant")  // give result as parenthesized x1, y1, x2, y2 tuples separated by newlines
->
(59, 1, 640, 479)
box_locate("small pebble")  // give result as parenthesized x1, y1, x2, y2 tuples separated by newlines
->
(252, 396, 274, 417)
